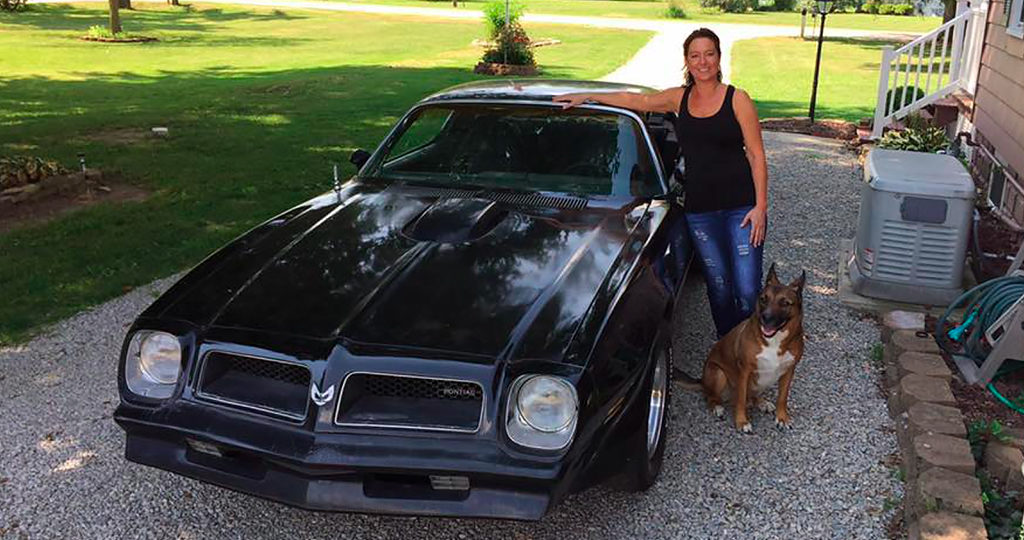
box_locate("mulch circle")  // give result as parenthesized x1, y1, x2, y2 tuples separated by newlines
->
(924, 315, 1023, 429)
(760, 117, 859, 141)
(473, 62, 538, 77)
(79, 36, 158, 43)
(0, 170, 148, 233)
(975, 208, 1024, 281)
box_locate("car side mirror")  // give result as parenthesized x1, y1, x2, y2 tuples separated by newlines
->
(658, 177, 685, 206)
(350, 149, 371, 169)
(668, 178, 684, 195)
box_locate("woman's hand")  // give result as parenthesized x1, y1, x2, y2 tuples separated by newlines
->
(552, 93, 590, 109)
(741, 205, 767, 247)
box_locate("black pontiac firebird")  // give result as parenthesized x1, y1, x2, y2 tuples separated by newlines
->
(114, 79, 694, 521)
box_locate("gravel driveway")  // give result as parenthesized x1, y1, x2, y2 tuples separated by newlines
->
(0, 131, 901, 539)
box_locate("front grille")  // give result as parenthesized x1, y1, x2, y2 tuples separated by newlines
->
(335, 373, 483, 432)
(197, 352, 311, 420)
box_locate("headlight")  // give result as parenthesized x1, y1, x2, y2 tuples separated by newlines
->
(506, 375, 578, 451)
(125, 331, 182, 399)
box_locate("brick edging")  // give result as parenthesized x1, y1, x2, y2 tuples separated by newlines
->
(882, 325, 990, 540)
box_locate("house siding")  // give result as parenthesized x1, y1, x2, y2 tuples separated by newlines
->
(972, 0, 1024, 225)
(975, 0, 1024, 174)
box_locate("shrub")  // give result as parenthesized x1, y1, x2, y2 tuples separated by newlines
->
(86, 25, 118, 39)
(771, 0, 798, 11)
(665, 0, 687, 17)
(858, 0, 879, 13)
(483, 0, 525, 39)
(0, 0, 27, 11)
(700, 0, 754, 12)
(877, 3, 895, 14)
(891, 3, 914, 14)
(0, 156, 68, 190)
(884, 85, 925, 113)
(877, 126, 949, 153)
(481, 23, 534, 65)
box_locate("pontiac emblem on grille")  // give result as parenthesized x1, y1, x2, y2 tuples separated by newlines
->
(442, 386, 476, 398)
(310, 382, 335, 406)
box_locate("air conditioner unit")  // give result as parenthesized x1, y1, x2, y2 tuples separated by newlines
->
(849, 149, 975, 305)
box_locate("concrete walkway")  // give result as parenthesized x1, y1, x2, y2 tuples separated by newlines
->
(39, 0, 922, 88)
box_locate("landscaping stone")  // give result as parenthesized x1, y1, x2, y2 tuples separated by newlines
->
(1002, 427, 1024, 451)
(885, 346, 902, 389)
(896, 402, 968, 451)
(985, 442, 1024, 491)
(892, 329, 941, 355)
(910, 433, 975, 477)
(908, 402, 968, 438)
(909, 467, 984, 520)
(899, 374, 957, 411)
(898, 352, 953, 381)
(908, 512, 988, 540)
(883, 310, 926, 341)
(888, 384, 903, 417)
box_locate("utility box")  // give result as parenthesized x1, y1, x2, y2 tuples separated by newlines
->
(849, 149, 975, 305)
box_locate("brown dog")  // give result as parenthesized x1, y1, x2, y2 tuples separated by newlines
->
(693, 263, 805, 433)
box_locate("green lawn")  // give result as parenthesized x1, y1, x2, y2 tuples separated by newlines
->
(314, 0, 942, 32)
(0, 3, 652, 344)
(731, 36, 893, 122)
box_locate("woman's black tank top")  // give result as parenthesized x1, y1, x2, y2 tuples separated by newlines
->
(675, 84, 756, 214)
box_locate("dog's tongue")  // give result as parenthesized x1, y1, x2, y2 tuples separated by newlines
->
(761, 325, 779, 338)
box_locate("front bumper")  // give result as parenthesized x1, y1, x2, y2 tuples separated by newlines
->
(115, 402, 565, 521)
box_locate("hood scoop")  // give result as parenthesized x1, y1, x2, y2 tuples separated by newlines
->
(403, 198, 509, 244)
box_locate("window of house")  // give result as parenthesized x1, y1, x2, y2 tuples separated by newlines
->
(1009, 0, 1024, 39)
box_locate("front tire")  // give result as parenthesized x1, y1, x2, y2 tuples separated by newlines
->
(621, 336, 672, 492)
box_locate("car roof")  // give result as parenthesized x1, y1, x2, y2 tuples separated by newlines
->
(419, 79, 658, 105)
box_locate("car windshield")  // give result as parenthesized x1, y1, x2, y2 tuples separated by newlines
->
(364, 104, 662, 197)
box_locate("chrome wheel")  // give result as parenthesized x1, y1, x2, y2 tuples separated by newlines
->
(646, 349, 668, 458)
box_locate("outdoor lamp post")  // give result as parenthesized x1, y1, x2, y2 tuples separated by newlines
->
(808, 0, 836, 123)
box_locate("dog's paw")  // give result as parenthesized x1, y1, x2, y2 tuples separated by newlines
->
(775, 416, 793, 430)
(738, 422, 753, 434)
(758, 400, 776, 413)
(712, 405, 725, 419)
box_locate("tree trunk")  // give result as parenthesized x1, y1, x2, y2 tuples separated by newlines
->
(167, 0, 180, 6)
(108, 0, 122, 34)
(118, 0, 132, 8)
(943, 0, 956, 21)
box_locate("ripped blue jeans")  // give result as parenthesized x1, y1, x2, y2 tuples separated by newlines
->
(685, 206, 764, 338)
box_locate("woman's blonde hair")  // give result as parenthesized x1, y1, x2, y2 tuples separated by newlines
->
(683, 27, 723, 87)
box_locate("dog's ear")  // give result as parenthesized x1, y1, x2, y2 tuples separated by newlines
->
(765, 263, 780, 286)
(789, 270, 806, 295)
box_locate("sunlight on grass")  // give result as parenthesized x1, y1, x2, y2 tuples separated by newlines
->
(0, 3, 652, 344)
(731, 36, 899, 122)
(231, 113, 292, 125)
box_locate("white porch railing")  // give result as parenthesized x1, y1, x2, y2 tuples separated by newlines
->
(870, 0, 988, 138)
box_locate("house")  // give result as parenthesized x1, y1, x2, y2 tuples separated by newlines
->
(871, 0, 1024, 231)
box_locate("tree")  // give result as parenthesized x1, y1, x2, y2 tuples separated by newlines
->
(118, 0, 131, 8)
(943, 0, 956, 21)
(108, 0, 122, 33)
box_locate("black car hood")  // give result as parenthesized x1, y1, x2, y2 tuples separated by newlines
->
(153, 182, 647, 361)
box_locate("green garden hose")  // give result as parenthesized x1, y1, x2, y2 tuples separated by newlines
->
(934, 275, 1024, 414)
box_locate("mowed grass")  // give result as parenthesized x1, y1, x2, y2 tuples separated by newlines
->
(0, 3, 652, 344)
(316, 0, 942, 32)
(731, 36, 896, 122)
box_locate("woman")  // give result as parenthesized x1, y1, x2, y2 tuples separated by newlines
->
(554, 27, 768, 339)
